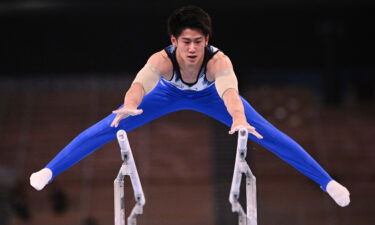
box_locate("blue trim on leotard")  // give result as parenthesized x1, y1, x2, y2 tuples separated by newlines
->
(46, 79, 333, 190)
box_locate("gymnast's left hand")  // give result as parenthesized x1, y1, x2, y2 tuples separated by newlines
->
(110, 107, 143, 128)
(229, 119, 263, 139)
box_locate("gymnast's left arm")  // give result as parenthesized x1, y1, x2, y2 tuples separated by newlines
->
(210, 53, 263, 139)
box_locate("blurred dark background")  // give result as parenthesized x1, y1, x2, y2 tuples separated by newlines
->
(0, 1, 374, 225)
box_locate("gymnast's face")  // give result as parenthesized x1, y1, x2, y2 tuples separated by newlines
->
(171, 28, 209, 66)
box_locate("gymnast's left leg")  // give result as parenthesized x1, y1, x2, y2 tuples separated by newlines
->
(239, 97, 350, 207)
(191, 88, 350, 207)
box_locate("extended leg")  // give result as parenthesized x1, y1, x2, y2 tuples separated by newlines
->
(240, 98, 350, 206)
(30, 81, 185, 188)
(190, 86, 349, 206)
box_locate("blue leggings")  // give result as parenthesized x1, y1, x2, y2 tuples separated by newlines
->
(46, 79, 332, 190)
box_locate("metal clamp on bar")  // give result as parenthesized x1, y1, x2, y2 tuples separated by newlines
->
(229, 127, 258, 225)
(114, 130, 146, 225)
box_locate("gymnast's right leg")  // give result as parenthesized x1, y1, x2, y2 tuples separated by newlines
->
(30, 81, 182, 191)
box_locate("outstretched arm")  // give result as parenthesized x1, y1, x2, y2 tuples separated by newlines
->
(209, 52, 262, 139)
(111, 51, 171, 127)
(210, 53, 351, 207)
(222, 89, 261, 139)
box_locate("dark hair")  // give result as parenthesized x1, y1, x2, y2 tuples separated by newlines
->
(167, 5, 212, 38)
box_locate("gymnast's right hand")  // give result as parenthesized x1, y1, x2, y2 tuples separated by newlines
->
(111, 107, 143, 128)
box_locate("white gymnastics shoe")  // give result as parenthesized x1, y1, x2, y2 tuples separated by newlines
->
(30, 168, 52, 191)
(326, 180, 350, 207)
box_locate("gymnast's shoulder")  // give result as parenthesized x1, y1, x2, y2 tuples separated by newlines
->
(145, 50, 173, 79)
(206, 51, 234, 80)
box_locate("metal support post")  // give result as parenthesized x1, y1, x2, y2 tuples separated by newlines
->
(114, 130, 146, 225)
(229, 128, 258, 225)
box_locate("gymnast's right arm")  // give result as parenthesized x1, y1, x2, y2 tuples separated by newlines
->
(30, 52, 165, 191)
(110, 59, 163, 127)
(110, 51, 170, 128)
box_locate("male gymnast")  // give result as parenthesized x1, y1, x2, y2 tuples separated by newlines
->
(30, 5, 350, 207)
